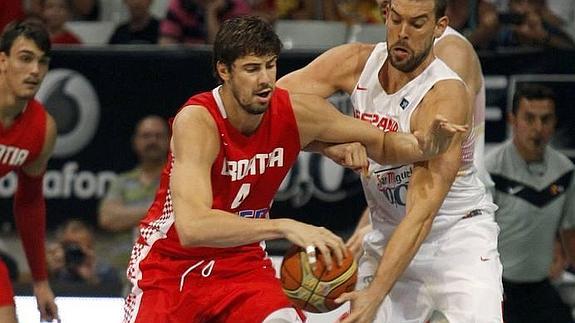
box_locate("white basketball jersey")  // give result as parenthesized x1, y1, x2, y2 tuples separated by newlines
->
(351, 43, 496, 231)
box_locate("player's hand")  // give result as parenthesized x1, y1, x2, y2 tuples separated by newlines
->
(415, 114, 468, 159)
(335, 288, 382, 323)
(33, 279, 59, 322)
(322, 142, 370, 177)
(345, 224, 372, 260)
(280, 219, 347, 271)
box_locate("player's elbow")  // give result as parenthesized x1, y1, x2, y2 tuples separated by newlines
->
(175, 219, 207, 247)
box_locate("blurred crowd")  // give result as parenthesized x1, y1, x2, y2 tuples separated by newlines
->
(0, 0, 572, 48)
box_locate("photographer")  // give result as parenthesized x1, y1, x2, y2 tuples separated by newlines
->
(47, 220, 120, 286)
(496, 0, 574, 49)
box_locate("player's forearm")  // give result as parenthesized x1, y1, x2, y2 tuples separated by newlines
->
(368, 209, 434, 299)
(175, 207, 291, 247)
(369, 158, 456, 299)
(14, 173, 48, 281)
(376, 132, 424, 165)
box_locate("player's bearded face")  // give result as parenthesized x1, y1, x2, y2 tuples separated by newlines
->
(229, 55, 277, 115)
(389, 38, 433, 73)
(386, 0, 437, 73)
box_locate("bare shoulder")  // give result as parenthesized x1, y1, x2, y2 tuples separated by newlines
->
(423, 79, 468, 111)
(171, 105, 220, 159)
(173, 105, 217, 132)
(434, 35, 482, 90)
(429, 79, 467, 99)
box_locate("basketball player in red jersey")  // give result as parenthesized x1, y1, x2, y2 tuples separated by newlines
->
(124, 16, 465, 323)
(0, 20, 59, 323)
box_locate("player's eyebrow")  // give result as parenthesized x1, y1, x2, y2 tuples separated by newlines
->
(390, 7, 428, 20)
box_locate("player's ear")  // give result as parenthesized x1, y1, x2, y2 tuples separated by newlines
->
(216, 61, 230, 82)
(507, 111, 516, 126)
(0, 52, 7, 72)
(434, 15, 448, 39)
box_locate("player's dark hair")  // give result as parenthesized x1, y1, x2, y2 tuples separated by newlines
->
(512, 83, 556, 115)
(212, 16, 282, 83)
(388, 0, 447, 21)
(0, 19, 51, 56)
(434, 0, 447, 20)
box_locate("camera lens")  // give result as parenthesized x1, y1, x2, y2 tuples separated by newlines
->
(63, 242, 86, 268)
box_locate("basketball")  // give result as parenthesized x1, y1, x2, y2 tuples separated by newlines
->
(280, 245, 358, 313)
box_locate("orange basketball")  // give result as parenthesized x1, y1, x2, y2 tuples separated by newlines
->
(280, 245, 358, 313)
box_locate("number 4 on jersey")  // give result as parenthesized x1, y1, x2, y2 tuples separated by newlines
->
(231, 183, 251, 209)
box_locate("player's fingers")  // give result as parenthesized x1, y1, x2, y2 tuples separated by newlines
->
(334, 291, 354, 304)
(316, 243, 334, 271)
(305, 245, 317, 271)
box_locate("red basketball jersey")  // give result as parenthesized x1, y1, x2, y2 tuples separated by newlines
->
(138, 87, 300, 260)
(0, 99, 47, 176)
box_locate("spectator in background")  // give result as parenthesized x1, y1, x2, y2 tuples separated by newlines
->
(42, 0, 83, 44)
(159, 0, 252, 45)
(109, 0, 160, 44)
(486, 83, 575, 323)
(336, 0, 383, 24)
(495, 0, 574, 48)
(0, 1, 25, 32)
(47, 220, 120, 286)
(98, 115, 169, 273)
(273, 0, 341, 20)
(69, 0, 100, 20)
(446, 0, 500, 49)
(248, 0, 277, 22)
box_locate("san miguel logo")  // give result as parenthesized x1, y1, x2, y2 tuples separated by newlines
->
(353, 110, 399, 132)
(374, 166, 412, 207)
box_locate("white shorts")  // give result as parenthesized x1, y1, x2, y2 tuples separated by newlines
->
(358, 212, 503, 323)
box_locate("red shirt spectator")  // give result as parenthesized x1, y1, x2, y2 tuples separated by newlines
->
(0, 0, 25, 32)
(159, 0, 251, 44)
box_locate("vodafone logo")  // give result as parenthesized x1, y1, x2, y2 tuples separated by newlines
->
(36, 68, 100, 158)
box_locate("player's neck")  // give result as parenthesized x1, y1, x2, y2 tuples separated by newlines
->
(0, 86, 27, 126)
(220, 86, 264, 136)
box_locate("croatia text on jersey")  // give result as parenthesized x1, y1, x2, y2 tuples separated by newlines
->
(0, 145, 30, 167)
(353, 110, 399, 132)
(220, 147, 285, 182)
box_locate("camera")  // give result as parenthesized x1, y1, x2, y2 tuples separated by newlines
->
(63, 242, 86, 270)
(499, 13, 526, 25)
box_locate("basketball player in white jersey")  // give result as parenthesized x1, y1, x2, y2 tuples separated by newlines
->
(277, 0, 503, 322)
(342, 0, 494, 261)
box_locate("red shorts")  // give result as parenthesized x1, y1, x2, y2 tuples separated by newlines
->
(125, 244, 301, 323)
(0, 259, 15, 306)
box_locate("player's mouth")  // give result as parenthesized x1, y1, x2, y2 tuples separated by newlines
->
(392, 46, 410, 60)
(23, 79, 39, 87)
(254, 88, 272, 103)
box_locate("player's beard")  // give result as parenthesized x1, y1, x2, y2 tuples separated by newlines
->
(231, 85, 273, 115)
(389, 39, 433, 73)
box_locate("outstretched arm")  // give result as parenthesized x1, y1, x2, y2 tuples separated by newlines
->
(292, 93, 466, 167)
(16, 114, 58, 322)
